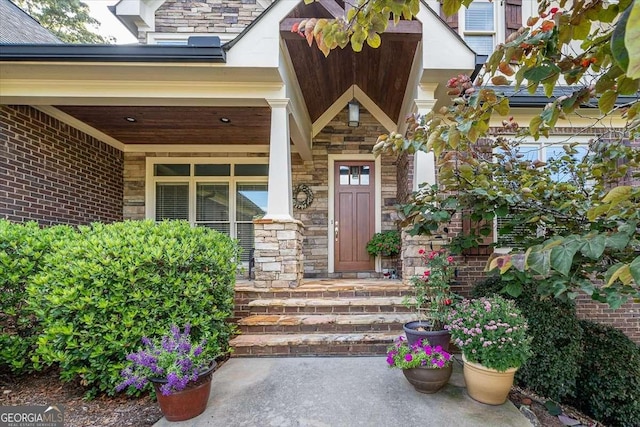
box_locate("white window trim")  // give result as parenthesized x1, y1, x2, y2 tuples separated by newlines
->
(146, 158, 269, 260)
(458, 0, 505, 54)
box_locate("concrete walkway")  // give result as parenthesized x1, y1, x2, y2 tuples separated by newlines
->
(154, 356, 531, 427)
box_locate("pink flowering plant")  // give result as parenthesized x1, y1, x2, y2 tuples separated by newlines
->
(116, 324, 213, 396)
(405, 249, 459, 330)
(445, 296, 532, 372)
(386, 336, 453, 370)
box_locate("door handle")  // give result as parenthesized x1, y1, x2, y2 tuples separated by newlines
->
(334, 221, 339, 241)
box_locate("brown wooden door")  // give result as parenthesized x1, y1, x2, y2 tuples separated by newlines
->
(334, 161, 375, 272)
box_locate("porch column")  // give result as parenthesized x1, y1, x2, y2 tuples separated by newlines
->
(252, 98, 304, 288)
(402, 98, 444, 284)
(264, 98, 293, 220)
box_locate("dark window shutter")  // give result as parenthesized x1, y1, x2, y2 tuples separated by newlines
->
(505, 0, 522, 37)
(440, 2, 459, 31)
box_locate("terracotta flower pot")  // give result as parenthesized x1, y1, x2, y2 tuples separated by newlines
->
(462, 355, 517, 405)
(151, 363, 215, 422)
(402, 363, 453, 394)
(403, 321, 451, 351)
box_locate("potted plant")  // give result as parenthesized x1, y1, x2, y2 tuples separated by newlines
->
(386, 336, 453, 394)
(445, 296, 532, 405)
(116, 324, 216, 421)
(403, 249, 459, 350)
(366, 230, 401, 257)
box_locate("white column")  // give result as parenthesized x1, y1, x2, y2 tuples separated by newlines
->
(264, 98, 293, 220)
(413, 99, 437, 191)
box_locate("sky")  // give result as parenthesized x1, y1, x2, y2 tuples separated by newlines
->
(86, 0, 138, 44)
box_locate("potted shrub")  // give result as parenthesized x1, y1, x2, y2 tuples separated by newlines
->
(445, 296, 532, 405)
(386, 336, 453, 394)
(403, 249, 459, 350)
(366, 230, 401, 257)
(116, 324, 216, 421)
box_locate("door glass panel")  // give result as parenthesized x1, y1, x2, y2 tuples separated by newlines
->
(339, 166, 349, 185)
(350, 166, 360, 185)
(155, 183, 189, 220)
(360, 166, 370, 185)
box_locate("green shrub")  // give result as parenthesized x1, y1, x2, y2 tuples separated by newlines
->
(0, 220, 75, 373)
(472, 273, 583, 401)
(572, 320, 640, 427)
(28, 220, 240, 397)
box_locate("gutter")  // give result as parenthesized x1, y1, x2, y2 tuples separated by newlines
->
(0, 42, 226, 63)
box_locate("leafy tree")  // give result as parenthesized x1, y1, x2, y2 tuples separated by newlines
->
(12, 0, 111, 44)
(298, 0, 640, 306)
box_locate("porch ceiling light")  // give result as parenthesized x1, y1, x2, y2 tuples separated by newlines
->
(348, 100, 360, 127)
(220, 117, 231, 123)
(124, 117, 137, 122)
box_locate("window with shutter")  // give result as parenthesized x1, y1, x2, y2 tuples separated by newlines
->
(149, 160, 268, 263)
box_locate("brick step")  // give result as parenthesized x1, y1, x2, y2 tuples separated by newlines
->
(238, 313, 416, 334)
(245, 297, 413, 314)
(234, 280, 411, 299)
(230, 332, 401, 356)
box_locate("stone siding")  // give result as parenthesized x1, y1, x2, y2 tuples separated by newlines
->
(0, 105, 123, 226)
(252, 218, 304, 287)
(138, 0, 272, 43)
(292, 107, 401, 278)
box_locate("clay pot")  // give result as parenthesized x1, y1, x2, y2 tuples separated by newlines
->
(403, 321, 451, 351)
(462, 355, 517, 405)
(402, 363, 453, 394)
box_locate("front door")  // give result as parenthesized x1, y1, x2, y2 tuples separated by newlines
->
(334, 161, 375, 272)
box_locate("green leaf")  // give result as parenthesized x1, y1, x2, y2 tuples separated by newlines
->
(580, 234, 606, 259)
(494, 97, 510, 116)
(503, 281, 523, 298)
(598, 89, 618, 114)
(617, 77, 640, 95)
(523, 62, 561, 83)
(529, 116, 543, 137)
(366, 33, 381, 48)
(544, 400, 562, 416)
(526, 246, 551, 276)
(606, 232, 631, 250)
(550, 236, 584, 276)
(624, 1, 640, 78)
(602, 185, 632, 205)
(611, 2, 631, 73)
(442, 0, 463, 17)
(630, 256, 640, 285)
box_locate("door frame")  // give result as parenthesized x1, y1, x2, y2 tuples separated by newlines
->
(328, 154, 382, 273)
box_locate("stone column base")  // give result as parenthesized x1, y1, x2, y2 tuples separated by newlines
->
(252, 218, 305, 288)
(401, 231, 449, 284)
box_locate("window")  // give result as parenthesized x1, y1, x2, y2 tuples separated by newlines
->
(148, 160, 268, 262)
(463, 2, 497, 56)
(494, 142, 589, 248)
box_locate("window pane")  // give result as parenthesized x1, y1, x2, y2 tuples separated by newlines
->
(464, 35, 495, 55)
(237, 223, 255, 262)
(196, 183, 229, 222)
(339, 166, 349, 185)
(350, 166, 360, 185)
(360, 166, 370, 185)
(235, 164, 269, 176)
(466, 3, 494, 31)
(194, 164, 230, 176)
(236, 183, 268, 221)
(154, 164, 190, 176)
(156, 183, 189, 220)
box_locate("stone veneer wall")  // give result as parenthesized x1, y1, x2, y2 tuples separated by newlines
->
(1, 105, 123, 225)
(291, 107, 402, 278)
(138, 0, 272, 43)
(252, 218, 304, 287)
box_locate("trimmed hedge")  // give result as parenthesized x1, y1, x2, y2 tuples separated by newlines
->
(0, 220, 75, 373)
(21, 220, 239, 397)
(573, 320, 640, 427)
(472, 273, 583, 401)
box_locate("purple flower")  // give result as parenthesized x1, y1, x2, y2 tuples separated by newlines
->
(386, 355, 395, 365)
(405, 354, 413, 362)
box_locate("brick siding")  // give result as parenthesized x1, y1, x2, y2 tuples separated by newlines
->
(0, 105, 123, 226)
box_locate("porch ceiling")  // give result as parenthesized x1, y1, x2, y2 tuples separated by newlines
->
(280, 2, 421, 124)
(54, 106, 271, 145)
